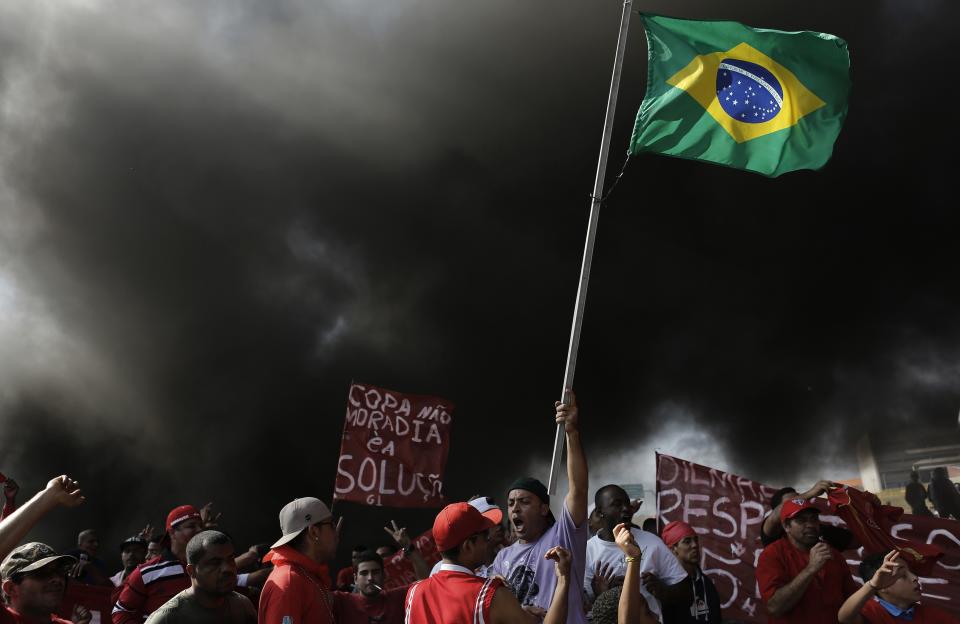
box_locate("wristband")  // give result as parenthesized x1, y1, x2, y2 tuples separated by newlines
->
(867, 580, 878, 591)
(624, 555, 639, 563)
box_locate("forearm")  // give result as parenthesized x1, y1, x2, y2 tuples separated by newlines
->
(762, 506, 783, 538)
(565, 430, 588, 525)
(543, 576, 569, 624)
(0, 490, 57, 560)
(620, 561, 654, 624)
(837, 583, 873, 624)
(766, 568, 816, 616)
(408, 549, 430, 580)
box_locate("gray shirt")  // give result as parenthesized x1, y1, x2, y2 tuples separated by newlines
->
(144, 588, 256, 624)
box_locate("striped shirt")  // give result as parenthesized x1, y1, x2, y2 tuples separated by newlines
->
(112, 554, 190, 623)
(404, 564, 502, 624)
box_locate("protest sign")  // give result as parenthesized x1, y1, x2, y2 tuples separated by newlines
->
(334, 382, 454, 508)
(656, 453, 960, 622)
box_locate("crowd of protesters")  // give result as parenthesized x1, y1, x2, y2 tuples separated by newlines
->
(2, 392, 959, 623)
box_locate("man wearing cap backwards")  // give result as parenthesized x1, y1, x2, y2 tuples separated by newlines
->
(406, 502, 573, 623)
(112, 505, 206, 623)
(585, 484, 689, 621)
(259, 497, 340, 624)
(656, 521, 721, 624)
(144, 531, 256, 624)
(490, 390, 589, 622)
(755, 497, 858, 624)
(0, 475, 87, 624)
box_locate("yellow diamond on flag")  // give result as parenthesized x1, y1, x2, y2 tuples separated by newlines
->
(667, 42, 826, 143)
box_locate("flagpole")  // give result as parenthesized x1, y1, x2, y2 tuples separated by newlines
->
(548, 0, 633, 495)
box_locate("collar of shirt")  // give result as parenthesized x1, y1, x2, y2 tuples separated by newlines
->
(438, 563, 475, 576)
(876, 596, 916, 620)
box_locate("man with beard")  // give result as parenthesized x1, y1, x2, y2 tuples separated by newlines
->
(333, 522, 429, 624)
(144, 531, 255, 623)
(756, 498, 858, 623)
(657, 521, 720, 624)
(489, 390, 588, 623)
(584, 485, 689, 622)
(838, 551, 954, 623)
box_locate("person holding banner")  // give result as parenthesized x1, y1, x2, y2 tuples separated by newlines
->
(404, 502, 573, 624)
(756, 497, 858, 623)
(490, 390, 589, 623)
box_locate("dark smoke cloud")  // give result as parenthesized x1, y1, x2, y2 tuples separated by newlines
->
(1, 0, 958, 564)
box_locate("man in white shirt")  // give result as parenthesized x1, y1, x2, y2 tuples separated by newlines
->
(584, 485, 689, 622)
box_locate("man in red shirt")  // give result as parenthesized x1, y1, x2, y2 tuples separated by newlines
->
(756, 497, 858, 623)
(112, 504, 205, 623)
(404, 502, 572, 624)
(258, 497, 339, 624)
(838, 551, 954, 623)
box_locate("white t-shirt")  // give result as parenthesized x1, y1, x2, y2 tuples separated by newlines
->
(584, 528, 688, 622)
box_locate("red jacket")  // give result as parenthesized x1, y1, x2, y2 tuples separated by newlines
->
(258, 546, 335, 624)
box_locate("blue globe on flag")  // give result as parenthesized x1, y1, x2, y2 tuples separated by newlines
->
(716, 59, 783, 124)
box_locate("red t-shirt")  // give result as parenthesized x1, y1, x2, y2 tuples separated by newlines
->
(333, 588, 406, 624)
(404, 566, 503, 624)
(112, 555, 189, 623)
(860, 599, 956, 623)
(0, 605, 71, 624)
(756, 538, 858, 624)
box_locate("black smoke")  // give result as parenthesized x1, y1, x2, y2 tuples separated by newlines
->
(1, 0, 958, 568)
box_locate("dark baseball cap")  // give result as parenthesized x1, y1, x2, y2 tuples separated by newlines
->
(1, 542, 76, 580)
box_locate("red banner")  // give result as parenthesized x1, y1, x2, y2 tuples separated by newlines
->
(333, 382, 454, 508)
(382, 530, 442, 590)
(656, 453, 960, 622)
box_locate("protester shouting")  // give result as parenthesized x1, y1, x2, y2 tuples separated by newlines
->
(489, 389, 589, 623)
(258, 497, 339, 624)
(405, 502, 572, 624)
(144, 531, 256, 623)
(756, 497, 858, 623)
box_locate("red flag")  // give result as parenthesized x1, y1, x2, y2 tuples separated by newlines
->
(333, 382, 454, 508)
(828, 485, 943, 576)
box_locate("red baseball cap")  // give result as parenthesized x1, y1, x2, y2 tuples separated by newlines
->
(166, 505, 202, 532)
(780, 497, 820, 522)
(432, 502, 495, 551)
(661, 521, 697, 548)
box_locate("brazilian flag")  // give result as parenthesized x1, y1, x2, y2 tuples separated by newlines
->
(629, 15, 851, 177)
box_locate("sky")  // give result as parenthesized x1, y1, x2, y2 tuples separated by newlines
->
(1, 0, 959, 566)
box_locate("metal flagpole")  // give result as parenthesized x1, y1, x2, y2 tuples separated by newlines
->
(548, 0, 633, 495)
